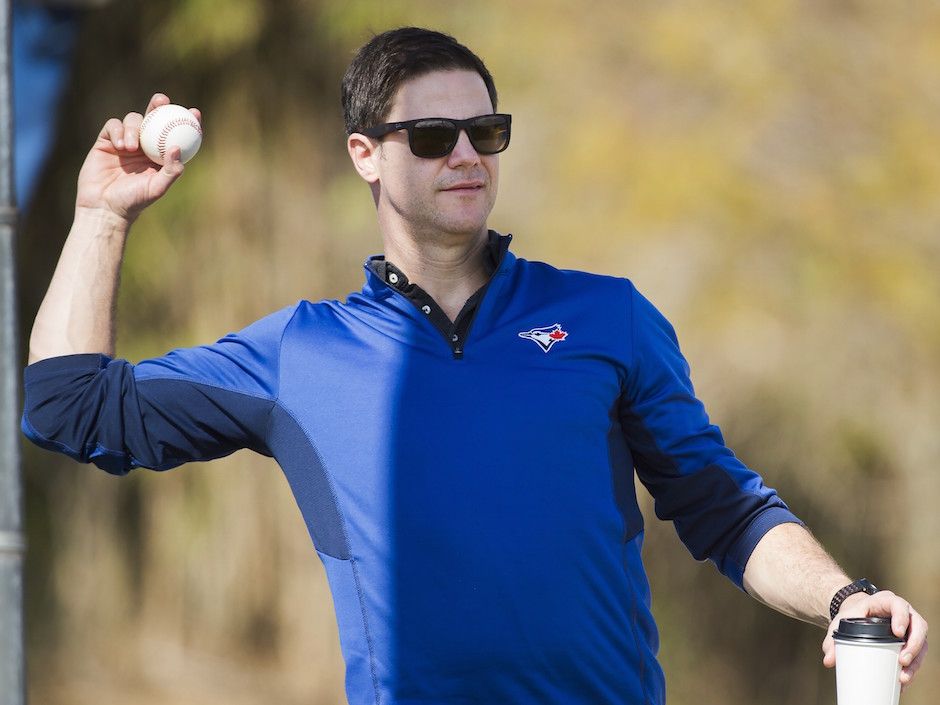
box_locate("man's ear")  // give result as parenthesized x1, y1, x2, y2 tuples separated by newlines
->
(347, 133, 381, 184)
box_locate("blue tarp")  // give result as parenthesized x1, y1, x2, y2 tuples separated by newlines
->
(13, 1, 81, 213)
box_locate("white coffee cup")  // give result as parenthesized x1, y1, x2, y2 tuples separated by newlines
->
(833, 617, 904, 705)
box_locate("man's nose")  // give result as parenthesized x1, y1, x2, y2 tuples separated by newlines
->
(447, 128, 481, 166)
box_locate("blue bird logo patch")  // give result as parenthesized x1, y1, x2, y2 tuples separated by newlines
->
(518, 323, 569, 353)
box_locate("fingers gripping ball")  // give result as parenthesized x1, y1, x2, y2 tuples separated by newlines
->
(138, 104, 202, 165)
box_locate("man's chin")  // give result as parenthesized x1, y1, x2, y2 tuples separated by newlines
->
(429, 207, 492, 238)
(436, 217, 490, 238)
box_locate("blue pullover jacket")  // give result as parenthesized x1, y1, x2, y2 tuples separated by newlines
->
(22, 234, 801, 705)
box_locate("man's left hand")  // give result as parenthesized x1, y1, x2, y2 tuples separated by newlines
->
(822, 590, 928, 691)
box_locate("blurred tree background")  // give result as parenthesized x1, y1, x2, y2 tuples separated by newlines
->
(18, 1, 940, 703)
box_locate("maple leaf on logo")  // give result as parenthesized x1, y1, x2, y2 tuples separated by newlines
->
(549, 330, 568, 341)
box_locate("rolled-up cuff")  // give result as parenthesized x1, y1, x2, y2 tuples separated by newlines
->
(724, 507, 805, 590)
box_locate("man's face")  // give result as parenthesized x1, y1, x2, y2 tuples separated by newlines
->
(362, 69, 500, 239)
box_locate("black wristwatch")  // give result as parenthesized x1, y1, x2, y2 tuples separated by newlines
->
(829, 578, 879, 620)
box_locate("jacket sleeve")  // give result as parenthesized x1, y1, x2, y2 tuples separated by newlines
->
(21, 305, 297, 476)
(618, 282, 802, 588)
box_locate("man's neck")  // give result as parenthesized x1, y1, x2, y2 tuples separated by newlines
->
(381, 228, 491, 323)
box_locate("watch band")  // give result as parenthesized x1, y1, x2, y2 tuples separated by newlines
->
(829, 578, 879, 620)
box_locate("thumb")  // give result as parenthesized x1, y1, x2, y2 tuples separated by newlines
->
(148, 147, 185, 199)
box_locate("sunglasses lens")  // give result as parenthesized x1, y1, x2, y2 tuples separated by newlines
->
(406, 115, 511, 157)
(411, 120, 458, 158)
(468, 115, 511, 154)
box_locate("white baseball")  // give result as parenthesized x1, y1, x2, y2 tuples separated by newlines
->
(138, 104, 202, 165)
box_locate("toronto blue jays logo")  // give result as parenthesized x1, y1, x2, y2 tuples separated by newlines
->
(518, 323, 569, 353)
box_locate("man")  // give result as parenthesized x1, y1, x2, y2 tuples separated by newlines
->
(22, 27, 927, 705)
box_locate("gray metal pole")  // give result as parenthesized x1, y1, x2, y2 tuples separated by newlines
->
(0, 0, 25, 703)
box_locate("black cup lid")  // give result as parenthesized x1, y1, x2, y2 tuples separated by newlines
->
(832, 617, 904, 643)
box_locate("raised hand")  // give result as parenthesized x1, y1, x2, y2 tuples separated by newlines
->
(75, 93, 202, 223)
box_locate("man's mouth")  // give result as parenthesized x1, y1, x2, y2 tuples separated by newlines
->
(442, 180, 485, 193)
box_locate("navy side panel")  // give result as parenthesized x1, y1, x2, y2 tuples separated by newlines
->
(267, 403, 351, 560)
(606, 407, 645, 542)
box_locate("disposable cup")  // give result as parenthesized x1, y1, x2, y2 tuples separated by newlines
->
(833, 617, 904, 705)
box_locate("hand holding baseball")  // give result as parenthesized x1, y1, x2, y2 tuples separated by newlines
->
(75, 93, 202, 224)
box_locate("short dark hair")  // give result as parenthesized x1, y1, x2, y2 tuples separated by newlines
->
(342, 27, 498, 135)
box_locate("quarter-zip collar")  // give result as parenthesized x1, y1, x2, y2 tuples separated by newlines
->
(361, 231, 514, 358)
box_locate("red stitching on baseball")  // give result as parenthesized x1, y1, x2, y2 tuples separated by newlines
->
(155, 117, 202, 159)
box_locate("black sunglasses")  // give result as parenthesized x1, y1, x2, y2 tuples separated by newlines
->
(361, 113, 512, 158)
